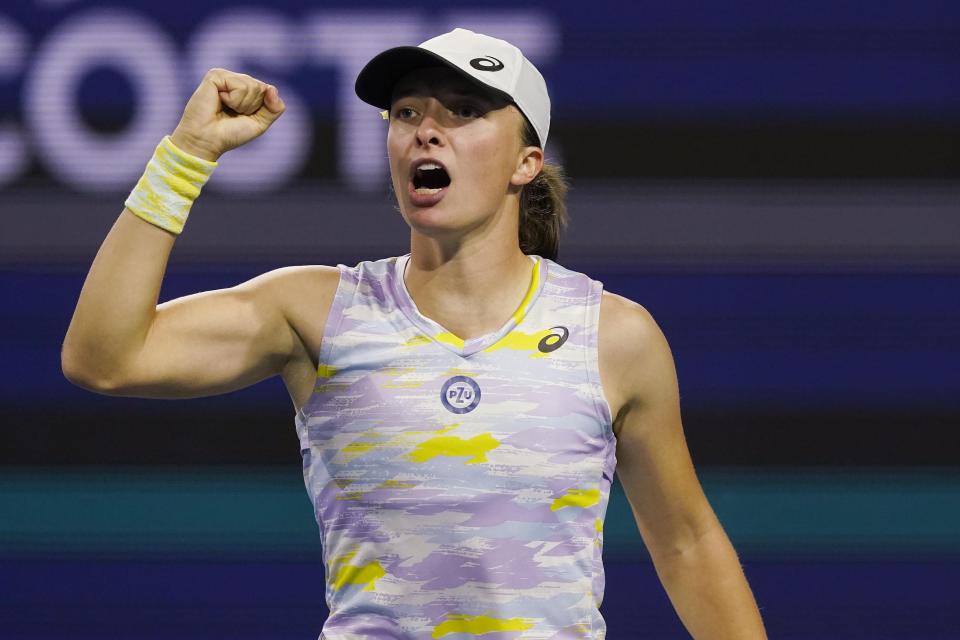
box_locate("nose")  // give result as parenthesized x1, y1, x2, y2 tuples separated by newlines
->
(414, 101, 445, 148)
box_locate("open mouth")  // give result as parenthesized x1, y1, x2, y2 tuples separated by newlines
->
(412, 162, 452, 195)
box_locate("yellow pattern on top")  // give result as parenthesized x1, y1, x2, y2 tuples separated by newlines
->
(434, 332, 465, 348)
(550, 487, 601, 511)
(334, 423, 461, 464)
(482, 328, 552, 354)
(329, 548, 386, 592)
(510, 256, 542, 325)
(404, 331, 466, 348)
(378, 366, 425, 389)
(403, 335, 432, 347)
(317, 363, 338, 378)
(406, 433, 500, 464)
(432, 614, 536, 638)
(379, 479, 418, 489)
(483, 258, 544, 352)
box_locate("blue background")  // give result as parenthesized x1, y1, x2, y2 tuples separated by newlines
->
(2, 1, 959, 638)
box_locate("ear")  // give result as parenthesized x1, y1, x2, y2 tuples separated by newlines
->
(510, 145, 544, 187)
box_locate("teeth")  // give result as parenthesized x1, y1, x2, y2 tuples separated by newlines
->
(417, 162, 441, 171)
(415, 187, 442, 194)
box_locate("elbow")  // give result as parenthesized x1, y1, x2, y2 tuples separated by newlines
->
(61, 344, 124, 393)
(61, 345, 98, 390)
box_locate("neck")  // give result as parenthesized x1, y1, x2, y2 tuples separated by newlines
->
(404, 230, 536, 342)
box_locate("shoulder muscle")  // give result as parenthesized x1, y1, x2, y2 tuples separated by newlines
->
(599, 291, 679, 435)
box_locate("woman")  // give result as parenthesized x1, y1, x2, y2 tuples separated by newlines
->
(62, 28, 766, 640)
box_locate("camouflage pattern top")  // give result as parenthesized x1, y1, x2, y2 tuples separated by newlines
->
(295, 253, 617, 639)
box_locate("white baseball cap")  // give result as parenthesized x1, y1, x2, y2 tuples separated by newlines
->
(355, 28, 551, 148)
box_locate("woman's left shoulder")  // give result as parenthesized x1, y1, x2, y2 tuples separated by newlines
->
(599, 290, 663, 348)
(598, 291, 677, 423)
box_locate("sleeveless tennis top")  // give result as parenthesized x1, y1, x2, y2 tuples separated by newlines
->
(294, 253, 617, 640)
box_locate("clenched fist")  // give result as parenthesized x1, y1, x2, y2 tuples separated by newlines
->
(170, 68, 286, 162)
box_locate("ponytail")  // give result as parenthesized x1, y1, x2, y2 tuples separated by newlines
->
(518, 120, 569, 261)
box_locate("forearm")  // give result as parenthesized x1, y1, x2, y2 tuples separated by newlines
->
(63, 71, 283, 390)
(62, 209, 175, 387)
(651, 522, 767, 640)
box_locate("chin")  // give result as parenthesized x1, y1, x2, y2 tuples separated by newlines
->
(402, 205, 477, 239)
(405, 216, 461, 237)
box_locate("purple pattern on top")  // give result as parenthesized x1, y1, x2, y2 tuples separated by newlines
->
(296, 254, 617, 639)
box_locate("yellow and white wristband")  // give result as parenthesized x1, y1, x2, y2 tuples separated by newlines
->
(124, 136, 218, 235)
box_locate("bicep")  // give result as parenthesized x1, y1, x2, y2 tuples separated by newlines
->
(609, 301, 718, 559)
(112, 268, 306, 398)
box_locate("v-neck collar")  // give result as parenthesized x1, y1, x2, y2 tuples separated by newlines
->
(390, 253, 547, 358)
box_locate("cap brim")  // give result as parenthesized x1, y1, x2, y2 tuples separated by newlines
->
(355, 46, 513, 110)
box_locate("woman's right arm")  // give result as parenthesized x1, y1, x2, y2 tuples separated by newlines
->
(61, 210, 336, 397)
(61, 68, 325, 398)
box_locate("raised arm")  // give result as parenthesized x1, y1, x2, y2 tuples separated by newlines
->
(61, 68, 332, 399)
(600, 292, 767, 639)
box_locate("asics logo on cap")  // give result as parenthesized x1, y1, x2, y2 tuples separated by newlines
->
(469, 56, 504, 72)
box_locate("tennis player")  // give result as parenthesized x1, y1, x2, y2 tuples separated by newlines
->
(63, 28, 766, 640)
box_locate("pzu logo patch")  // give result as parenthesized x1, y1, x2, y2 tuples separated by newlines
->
(441, 375, 482, 414)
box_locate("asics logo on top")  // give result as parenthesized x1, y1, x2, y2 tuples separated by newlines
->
(537, 326, 569, 353)
(469, 56, 504, 71)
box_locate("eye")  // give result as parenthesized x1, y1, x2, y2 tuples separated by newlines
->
(393, 106, 417, 120)
(452, 103, 483, 119)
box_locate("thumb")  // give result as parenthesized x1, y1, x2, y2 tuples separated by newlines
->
(256, 85, 286, 125)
